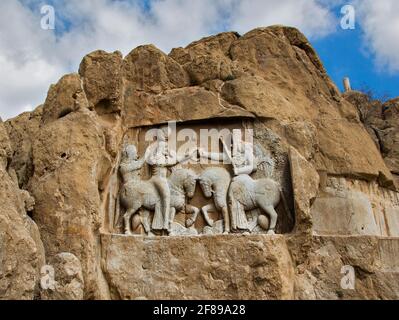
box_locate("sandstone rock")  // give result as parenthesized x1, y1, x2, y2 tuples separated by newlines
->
(170, 32, 239, 85)
(295, 236, 399, 299)
(29, 109, 112, 299)
(124, 85, 254, 127)
(79, 50, 123, 114)
(312, 189, 379, 236)
(286, 147, 320, 265)
(0, 118, 12, 168)
(101, 234, 294, 300)
(312, 177, 399, 237)
(289, 147, 319, 234)
(379, 98, 399, 174)
(0, 120, 44, 299)
(344, 92, 399, 185)
(123, 44, 190, 94)
(41, 74, 89, 125)
(5, 106, 43, 188)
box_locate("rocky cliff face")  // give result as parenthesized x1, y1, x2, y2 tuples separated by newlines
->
(1, 26, 399, 300)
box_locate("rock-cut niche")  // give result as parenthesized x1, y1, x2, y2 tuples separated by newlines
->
(103, 118, 295, 236)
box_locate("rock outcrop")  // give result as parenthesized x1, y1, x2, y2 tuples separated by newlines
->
(344, 91, 399, 187)
(2, 25, 399, 300)
(0, 119, 44, 299)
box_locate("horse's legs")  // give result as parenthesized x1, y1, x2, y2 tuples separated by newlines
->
(123, 203, 141, 235)
(152, 202, 163, 230)
(186, 205, 199, 228)
(222, 206, 230, 234)
(141, 209, 151, 235)
(168, 207, 176, 232)
(258, 200, 278, 235)
(228, 197, 238, 231)
(201, 204, 215, 226)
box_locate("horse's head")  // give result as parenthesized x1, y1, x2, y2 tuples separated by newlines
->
(170, 168, 197, 198)
(183, 169, 198, 199)
(198, 167, 230, 198)
(198, 176, 213, 198)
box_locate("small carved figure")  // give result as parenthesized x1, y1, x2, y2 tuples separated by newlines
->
(198, 167, 231, 234)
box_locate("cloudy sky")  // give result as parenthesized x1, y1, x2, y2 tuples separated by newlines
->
(0, 0, 398, 120)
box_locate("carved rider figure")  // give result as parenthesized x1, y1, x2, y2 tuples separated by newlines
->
(146, 125, 197, 231)
(199, 129, 256, 176)
(119, 144, 145, 184)
(145, 125, 174, 231)
(199, 129, 257, 232)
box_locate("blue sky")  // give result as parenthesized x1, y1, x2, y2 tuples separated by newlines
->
(0, 0, 398, 119)
(312, 5, 399, 99)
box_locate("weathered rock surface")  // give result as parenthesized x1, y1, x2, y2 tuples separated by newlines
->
(29, 108, 113, 299)
(0, 120, 44, 299)
(102, 234, 294, 300)
(1, 25, 399, 300)
(5, 106, 43, 188)
(344, 92, 399, 187)
(295, 236, 399, 300)
(311, 177, 399, 237)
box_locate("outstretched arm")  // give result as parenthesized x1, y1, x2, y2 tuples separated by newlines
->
(233, 164, 256, 175)
(232, 143, 256, 175)
(119, 156, 145, 175)
(199, 146, 231, 163)
(176, 147, 198, 164)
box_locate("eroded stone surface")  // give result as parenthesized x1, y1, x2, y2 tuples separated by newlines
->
(295, 236, 399, 300)
(101, 234, 294, 300)
(0, 120, 44, 300)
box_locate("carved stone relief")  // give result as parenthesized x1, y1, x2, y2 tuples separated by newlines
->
(111, 119, 293, 236)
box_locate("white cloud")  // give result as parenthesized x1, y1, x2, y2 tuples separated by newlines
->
(229, 0, 337, 38)
(0, 0, 339, 120)
(355, 0, 399, 73)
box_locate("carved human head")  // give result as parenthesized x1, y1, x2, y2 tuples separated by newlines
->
(157, 125, 171, 142)
(124, 144, 138, 160)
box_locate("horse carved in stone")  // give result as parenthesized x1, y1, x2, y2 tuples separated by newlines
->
(198, 167, 231, 234)
(228, 174, 280, 234)
(198, 167, 280, 234)
(120, 168, 199, 235)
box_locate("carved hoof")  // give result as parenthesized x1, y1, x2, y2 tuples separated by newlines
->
(186, 218, 195, 228)
(125, 230, 134, 236)
(267, 229, 275, 235)
(223, 231, 229, 235)
(207, 219, 214, 226)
